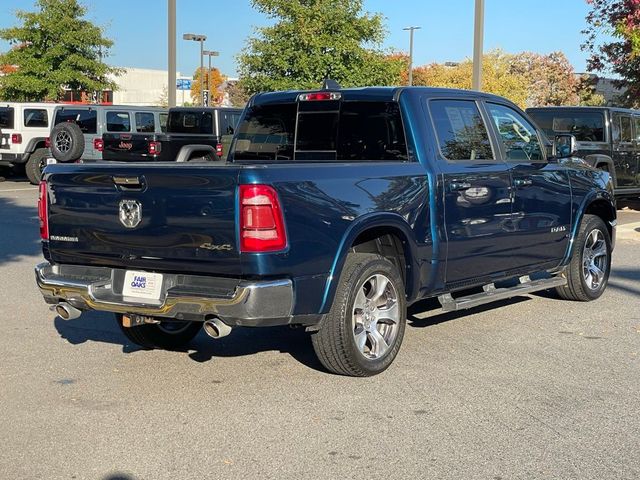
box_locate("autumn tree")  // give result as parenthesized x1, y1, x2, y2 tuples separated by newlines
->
(190, 67, 225, 105)
(508, 51, 580, 107)
(0, 0, 118, 101)
(412, 50, 530, 107)
(238, 0, 404, 94)
(583, 0, 640, 106)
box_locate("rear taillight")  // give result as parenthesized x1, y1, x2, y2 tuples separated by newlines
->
(148, 141, 161, 155)
(239, 185, 287, 252)
(38, 181, 49, 240)
(11, 133, 22, 144)
(44, 137, 51, 148)
(93, 138, 104, 152)
(216, 143, 223, 157)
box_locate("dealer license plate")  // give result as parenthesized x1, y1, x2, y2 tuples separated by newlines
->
(122, 271, 163, 301)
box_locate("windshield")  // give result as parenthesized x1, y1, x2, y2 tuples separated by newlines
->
(232, 100, 408, 162)
(527, 110, 605, 142)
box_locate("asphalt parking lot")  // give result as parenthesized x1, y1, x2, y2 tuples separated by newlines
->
(1, 175, 639, 480)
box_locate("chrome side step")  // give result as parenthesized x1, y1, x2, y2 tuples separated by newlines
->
(438, 275, 567, 312)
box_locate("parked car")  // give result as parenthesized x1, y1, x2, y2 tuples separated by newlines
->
(48, 104, 168, 167)
(35, 86, 616, 377)
(0, 102, 58, 184)
(104, 106, 243, 163)
(527, 106, 640, 198)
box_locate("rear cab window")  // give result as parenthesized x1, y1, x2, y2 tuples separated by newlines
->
(0, 107, 15, 129)
(106, 111, 131, 132)
(232, 99, 408, 162)
(24, 109, 48, 128)
(429, 99, 493, 161)
(54, 108, 97, 134)
(527, 110, 605, 143)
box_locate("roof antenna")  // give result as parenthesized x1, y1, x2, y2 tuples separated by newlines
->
(321, 78, 341, 90)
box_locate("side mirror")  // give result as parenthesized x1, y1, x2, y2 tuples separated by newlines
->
(553, 134, 577, 159)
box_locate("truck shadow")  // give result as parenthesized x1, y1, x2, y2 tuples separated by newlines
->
(407, 296, 531, 328)
(53, 311, 324, 371)
(0, 194, 42, 265)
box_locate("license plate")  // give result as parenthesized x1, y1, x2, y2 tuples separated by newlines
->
(46, 158, 57, 165)
(122, 271, 163, 301)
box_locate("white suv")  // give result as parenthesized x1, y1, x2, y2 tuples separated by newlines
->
(0, 102, 58, 184)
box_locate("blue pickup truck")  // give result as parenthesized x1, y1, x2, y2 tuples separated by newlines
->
(35, 86, 616, 376)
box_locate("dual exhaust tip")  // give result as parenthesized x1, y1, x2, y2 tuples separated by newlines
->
(55, 302, 232, 339)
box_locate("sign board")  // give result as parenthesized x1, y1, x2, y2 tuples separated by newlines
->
(203, 89, 210, 107)
(176, 78, 192, 91)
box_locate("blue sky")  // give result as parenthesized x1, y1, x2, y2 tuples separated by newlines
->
(0, 0, 594, 78)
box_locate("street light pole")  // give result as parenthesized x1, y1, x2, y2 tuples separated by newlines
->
(203, 50, 220, 103)
(168, 0, 176, 107)
(403, 26, 421, 86)
(183, 33, 207, 106)
(472, 0, 485, 91)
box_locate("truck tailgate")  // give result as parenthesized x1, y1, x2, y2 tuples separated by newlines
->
(45, 164, 240, 276)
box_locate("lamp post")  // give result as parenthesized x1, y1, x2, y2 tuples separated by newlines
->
(168, 0, 176, 107)
(183, 33, 207, 105)
(472, 0, 485, 91)
(203, 50, 220, 105)
(403, 26, 421, 86)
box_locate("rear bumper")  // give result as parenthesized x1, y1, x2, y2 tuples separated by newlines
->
(0, 152, 25, 165)
(35, 262, 294, 327)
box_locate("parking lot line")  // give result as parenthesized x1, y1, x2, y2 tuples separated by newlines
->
(0, 187, 37, 192)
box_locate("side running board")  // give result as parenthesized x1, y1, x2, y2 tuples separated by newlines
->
(438, 275, 567, 312)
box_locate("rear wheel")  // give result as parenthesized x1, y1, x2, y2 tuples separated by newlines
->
(556, 214, 611, 301)
(115, 314, 202, 349)
(311, 253, 406, 377)
(25, 148, 48, 185)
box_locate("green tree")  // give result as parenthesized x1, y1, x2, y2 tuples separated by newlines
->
(238, 0, 403, 94)
(0, 0, 118, 101)
(582, 0, 640, 106)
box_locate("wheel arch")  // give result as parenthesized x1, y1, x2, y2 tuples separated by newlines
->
(319, 213, 420, 314)
(564, 193, 617, 264)
(585, 154, 617, 186)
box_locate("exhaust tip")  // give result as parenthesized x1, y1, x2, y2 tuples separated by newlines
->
(55, 302, 81, 320)
(203, 318, 232, 339)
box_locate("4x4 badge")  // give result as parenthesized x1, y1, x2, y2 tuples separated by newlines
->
(119, 199, 142, 228)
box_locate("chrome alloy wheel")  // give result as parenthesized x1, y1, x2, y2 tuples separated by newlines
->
(55, 131, 72, 153)
(352, 273, 400, 359)
(582, 229, 608, 290)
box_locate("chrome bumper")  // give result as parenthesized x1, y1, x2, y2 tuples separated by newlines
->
(35, 262, 294, 326)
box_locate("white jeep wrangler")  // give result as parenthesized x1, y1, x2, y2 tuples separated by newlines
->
(0, 102, 58, 184)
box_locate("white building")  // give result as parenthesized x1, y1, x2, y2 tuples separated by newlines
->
(108, 67, 192, 106)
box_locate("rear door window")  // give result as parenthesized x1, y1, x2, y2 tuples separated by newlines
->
(620, 115, 633, 142)
(24, 109, 48, 128)
(168, 111, 213, 134)
(135, 112, 155, 133)
(54, 109, 97, 134)
(429, 99, 493, 161)
(106, 111, 131, 132)
(0, 107, 15, 129)
(159, 113, 168, 133)
(233, 100, 408, 161)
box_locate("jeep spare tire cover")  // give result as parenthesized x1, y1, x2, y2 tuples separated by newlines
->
(50, 122, 85, 162)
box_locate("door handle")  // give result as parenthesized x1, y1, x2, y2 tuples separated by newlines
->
(449, 181, 472, 192)
(514, 178, 533, 188)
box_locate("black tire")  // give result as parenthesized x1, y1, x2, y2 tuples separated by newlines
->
(311, 253, 407, 377)
(115, 314, 202, 349)
(556, 214, 611, 301)
(25, 148, 48, 185)
(50, 122, 84, 162)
